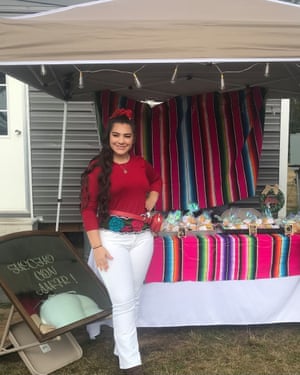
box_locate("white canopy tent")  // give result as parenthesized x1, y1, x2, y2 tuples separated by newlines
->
(0, 0, 299, 229)
(0, 0, 300, 102)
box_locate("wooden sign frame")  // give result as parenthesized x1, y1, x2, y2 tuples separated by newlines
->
(0, 230, 112, 342)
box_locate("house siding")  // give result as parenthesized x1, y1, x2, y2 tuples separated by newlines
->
(232, 98, 281, 210)
(29, 88, 100, 227)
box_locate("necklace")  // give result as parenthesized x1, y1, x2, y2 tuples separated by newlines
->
(115, 156, 130, 174)
(119, 164, 128, 174)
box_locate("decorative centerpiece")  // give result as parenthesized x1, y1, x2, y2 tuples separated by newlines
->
(259, 184, 285, 218)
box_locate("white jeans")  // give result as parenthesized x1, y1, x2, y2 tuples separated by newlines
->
(88, 229, 154, 370)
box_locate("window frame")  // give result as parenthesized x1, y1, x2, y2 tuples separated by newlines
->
(0, 73, 8, 137)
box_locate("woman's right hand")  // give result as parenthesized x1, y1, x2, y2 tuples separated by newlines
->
(94, 246, 113, 271)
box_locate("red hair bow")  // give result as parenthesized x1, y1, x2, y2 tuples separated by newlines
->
(110, 108, 133, 120)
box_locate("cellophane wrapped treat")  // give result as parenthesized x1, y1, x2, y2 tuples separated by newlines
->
(161, 210, 182, 232)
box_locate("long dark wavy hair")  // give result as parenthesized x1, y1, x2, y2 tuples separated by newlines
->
(80, 112, 135, 221)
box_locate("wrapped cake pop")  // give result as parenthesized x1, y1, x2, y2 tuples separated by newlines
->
(161, 210, 182, 232)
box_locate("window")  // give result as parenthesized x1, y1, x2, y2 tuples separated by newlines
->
(0, 73, 7, 136)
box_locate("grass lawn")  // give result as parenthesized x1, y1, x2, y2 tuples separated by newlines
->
(1, 304, 300, 375)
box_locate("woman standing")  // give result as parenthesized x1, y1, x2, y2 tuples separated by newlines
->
(80, 108, 162, 375)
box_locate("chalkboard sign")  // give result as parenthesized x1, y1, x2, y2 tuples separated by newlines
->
(0, 230, 112, 342)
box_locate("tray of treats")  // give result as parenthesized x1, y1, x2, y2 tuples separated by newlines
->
(159, 206, 217, 236)
(219, 207, 283, 235)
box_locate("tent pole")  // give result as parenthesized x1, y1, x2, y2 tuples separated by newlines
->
(55, 101, 68, 232)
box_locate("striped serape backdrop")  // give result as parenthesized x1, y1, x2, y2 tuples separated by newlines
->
(96, 87, 266, 211)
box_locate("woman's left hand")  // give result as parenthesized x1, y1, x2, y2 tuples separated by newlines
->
(145, 191, 159, 211)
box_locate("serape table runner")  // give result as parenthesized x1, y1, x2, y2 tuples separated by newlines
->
(145, 233, 300, 283)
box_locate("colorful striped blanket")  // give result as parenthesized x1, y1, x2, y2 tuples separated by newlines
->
(96, 87, 266, 211)
(145, 234, 300, 283)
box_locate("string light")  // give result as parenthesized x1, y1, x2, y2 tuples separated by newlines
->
(214, 64, 225, 91)
(72, 62, 275, 94)
(78, 71, 84, 89)
(40, 64, 47, 77)
(264, 63, 270, 78)
(215, 62, 260, 75)
(213, 62, 271, 91)
(74, 65, 145, 90)
(220, 73, 225, 90)
(170, 65, 179, 84)
(133, 72, 142, 88)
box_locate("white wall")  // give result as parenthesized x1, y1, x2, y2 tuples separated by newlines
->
(279, 99, 290, 218)
(0, 76, 33, 234)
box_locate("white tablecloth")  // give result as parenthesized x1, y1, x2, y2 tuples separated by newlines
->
(87, 276, 300, 338)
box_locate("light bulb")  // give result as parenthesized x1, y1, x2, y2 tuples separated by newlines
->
(133, 73, 142, 88)
(170, 65, 178, 84)
(220, 73, 225, 90)
(40, 65, 47, 77)
(264, 63, 270, 78)
(78, 71, 84, 89)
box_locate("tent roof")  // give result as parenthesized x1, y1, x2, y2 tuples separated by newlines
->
(1, 0, 300, 62)
(0, 0, 300, 101)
